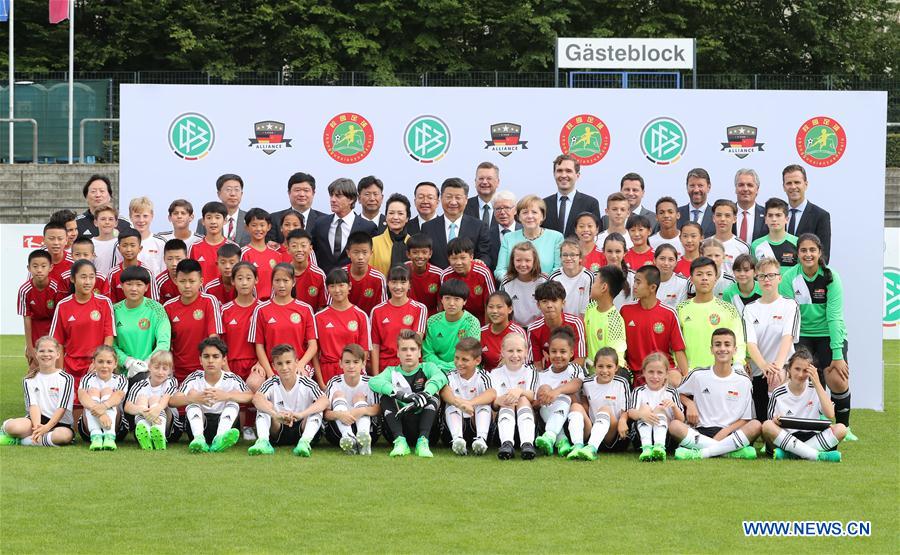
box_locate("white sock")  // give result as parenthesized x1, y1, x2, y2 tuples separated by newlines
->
(679, 428, 718, 449)
(332, 398, 353, 438)
(652, 413, 668, 447)
(104, 408, 117, 435)
(255, 412, 272, 440)
(588, 412, 611, 449)
(1, 419, 10, 434)
(806, 428, 840, 451)
(774, 429, 818, 460)
(497, 407, 515, 443)
(445, 406, 464, 440)
(136, 419, 150, 432)
(216, 403, 239, 436)
(42, 434, 56, 446)
(153, 413, 167, 435)
(353, 401, 371, 435)
(20, 437, 36, 446)
(637, 421, 653, 448)
(474, 405, 491, 441)
(186, 404, 205, 439)
(517, 407, 535, 443)
(567, 412, 585, 445)
(301, 413, 322, 441)
(84, 411, 103, 436)
(541, 397, 570, 436)
(701, 430, 750, 458)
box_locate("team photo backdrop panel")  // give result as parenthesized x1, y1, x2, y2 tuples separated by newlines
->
(120, 85, 886, 409)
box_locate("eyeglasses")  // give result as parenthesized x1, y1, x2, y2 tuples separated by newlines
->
(561, 253, 580, 259)
(757, 273, 780, 281)
(494, 206, 514, 212)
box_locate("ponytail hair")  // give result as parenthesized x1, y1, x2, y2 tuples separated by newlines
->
(796, 233, 832, 285)
(602, 232, 631, 296)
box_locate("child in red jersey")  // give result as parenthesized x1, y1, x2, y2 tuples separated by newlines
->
(50, 259, 115, 411)
(440, 237, 495, 324)
(204, 243, 241, 305)
(188, 201, 233, 283)
(163, 259, 222, 382)
(241, 208, 282, 300)
(314, 268, 371, 388)
(405, 233, 442, 316)
(371, 266, 428, 373)
(624, 214, 656, 270)
(480, 291, 526, 372)
(63, 237, 109, 296)
(674, 222, 703, 277)
(286, 229, 328, 312)
(574, 212, 606, 274)
(526, 281, 585, 370)
(43, 220, 72, 285)
(344, 231, 387, 316)
(106, 229, 158, 303)
(250, 263, 318, 380)
(19, 250, 62, 369)
(275, 211, 302, 262)
(156, 239, 187, 304)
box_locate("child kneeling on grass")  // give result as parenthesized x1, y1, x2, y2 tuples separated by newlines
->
(369, 329, 448, 458)
(441, 337, 496, 456)
(0, 336, 74, 447)
(323, 344, 380, 456)
(568, 348, 632, 461)
(124, 350, 181, 450)
(77, 345, 128, 451)
(170, 337, 253, 453)
(627, 352, 684, 462)
(533, 327, 586, 457)
(248, 343, 328, 457)
(491, 333, 538, 460)
(762, 348, 845, 462)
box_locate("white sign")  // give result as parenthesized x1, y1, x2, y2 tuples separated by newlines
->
(0, 224, 46, 335)
(120, 85, 886, 409)
(557, 37, 694, 69)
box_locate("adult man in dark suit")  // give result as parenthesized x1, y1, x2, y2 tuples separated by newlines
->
(677, 167, 716, 237)
(407, 181, 440, 235)
(487, 190, 522, 269)
(733, 168, 768, 243)
(542, 154, 602, 238)
(75, 174, 133, 237)
(601, 172, 658, 233)
(196, 173, 251, 246)
(782, 164, 832, 261)
(268, 172, 326, 244)
(310, 178, 378, 274)
(421, 178, 493, 269)
(357, 175, 387, 232)
(464, 161, 500, 226)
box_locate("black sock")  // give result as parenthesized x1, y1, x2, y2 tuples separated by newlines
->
(418, 397, 438, 438)
(831, 389, 851, 426)
(379, 396, 404, 439)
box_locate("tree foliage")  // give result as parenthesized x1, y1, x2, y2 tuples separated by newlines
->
(0, 0, 896, 81)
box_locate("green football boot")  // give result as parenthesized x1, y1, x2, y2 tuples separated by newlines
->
(724, 445, 757, 460)
(415, 437, 433, 458)
(556, 437, 575, 458)
(389, 436, 411, 457)
(772, 447, 799, 460)
(651, 444, 667, 461)
(674, 447, 702, 460)
(292, 438, 312, 457)
(89, 434, 104, 451)
(248, 438, 275, 456)
(534, 432, 556, 456)
(102, 434, 117, 451)
(638, 445, 655, 461)
(210, 428, 240, 453)
(0, 431, 20, 446)
(189, 437, 209, 453)
(577, 445, 599, 461)
(134, 423, 153, 450)
(843, 428, 859, 442)
(149, 426, 166, 450)
(817, 450, 842, 463)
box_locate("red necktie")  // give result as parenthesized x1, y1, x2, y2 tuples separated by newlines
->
(739, 211, 748, 242)
(227, 217, 234, 240)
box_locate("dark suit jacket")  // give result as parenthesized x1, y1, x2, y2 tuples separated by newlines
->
(732, 203, 768, 242)
(420, 214, 493, 270)
(311, 214, 378, 274)
(197, 209, 251, 246)
(677, 204, 715, 237)
(543, 191, 601, 238)
(793, 201, 832, 261)
(464, 196, 498, 225)
(601, 207, 658, 234)
(488, 222, 523, 270)
(267, 207, 325, 243)
(361, 213, 387, 234)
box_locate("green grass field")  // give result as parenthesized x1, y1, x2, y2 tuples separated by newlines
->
(1, 335, 898, 553)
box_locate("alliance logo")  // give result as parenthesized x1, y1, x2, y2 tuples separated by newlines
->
(559, 114, 610, 166)
(721, 125, 765, 159)
(169, 113, 214, 160)
(796, 116, 846, 167)
(405, 115, 450, 163)
(249, 121, 293, 155)
(323, 112, 374, 164)
(640, 117, 686, 165)
(484, 122, 528, 157)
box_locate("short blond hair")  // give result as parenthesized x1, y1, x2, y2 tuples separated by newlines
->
(516, 194, 547, 221)
(129, 196, 154, 215)
(148, 350, 174, 370)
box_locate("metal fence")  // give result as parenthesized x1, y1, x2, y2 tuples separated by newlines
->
(1, 71, 897, 163)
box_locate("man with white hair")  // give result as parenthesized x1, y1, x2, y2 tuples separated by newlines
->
(733, 168, 768, 243)
(488, 190, 521, 269)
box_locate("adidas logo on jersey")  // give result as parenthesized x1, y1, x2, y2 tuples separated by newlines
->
(702, 388, 710, 394)
(29, 300, 35, 305)
(753, 319, 759, 324)
(173, 316, 180, 322)
(628, 320, 635, 327)
(382, 318, 390, 324)
(326, 322, 335, 328)
(684, 316, 692, 322)
(67, 315, 76, 322)
(229, 319, 238, 325)
(267, 317, 277, 324)
(786, 410, 793, 415)
(198, 256, 205, 262)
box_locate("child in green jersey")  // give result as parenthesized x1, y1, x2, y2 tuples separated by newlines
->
(113, 265, 171, 382)
(422, 279, 481, 372)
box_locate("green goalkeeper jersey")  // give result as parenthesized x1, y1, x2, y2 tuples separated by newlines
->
(583, 301, 627, 368)
(779, 264, 847, 360)
(113, 298, 171, 370)
(368, 362, 448, 400)
(676, 297, 746, 369)
(422, 310, 481, 372)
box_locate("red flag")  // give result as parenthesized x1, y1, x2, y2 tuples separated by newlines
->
(49, 0, 69, 24)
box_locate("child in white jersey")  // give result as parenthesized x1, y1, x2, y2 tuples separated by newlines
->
(568, 348, 632, 461)
(323, 344, 380, 455)
(548, 239, 594, 316)
(125, 350, 180, 450)
(77, 345, 128, 451)
(491, 333, 538, 461)
(499, 242, 546, 327)
(533, 327, 585, 457)
(627, 352, 684, 462)
(441, 337, 496, 456)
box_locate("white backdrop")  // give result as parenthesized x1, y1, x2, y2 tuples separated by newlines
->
(120, 85, 886, 409)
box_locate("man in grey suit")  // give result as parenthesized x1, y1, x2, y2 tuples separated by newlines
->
(464, 161, 500, 226)
(677, 167, 716, 237)
(196, 173, 251, 246)
(601, 172, 658, 233)
(733, 168, 768, 243)
(268, 172, 326, 244)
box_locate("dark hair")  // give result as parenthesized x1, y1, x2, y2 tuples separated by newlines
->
(625, 214, 652, 230)
(455, 337, 483, 358)
(397, 329, 423, 349)
(49, 209, 77, 225)
(574, 211, 600, 229)
(796, 233, 833, 284)
(549, 326, 576, 348)
(244, 207, 271, 226)
(346, 231, 373, 251)
(28, 249, 52, 264)
(327, 178, 358, 203)
(594, 346, 619, 367)
(82, 175, 112, 198)
(387, 265, 410, 282)
(786, 345, 816, 369)
(635, 265, 661, 290)
(620, 172, 645, 191)
(357, 175, 384, 193)
(342, 343, 366, 361)
(602, 232, 631, 284)
(232, 260, 257, 279)
(447, 237, 475, 256)
(286, 228, 313, 244)
(120, 265, 151, 285)
(731, 253, 755, 273)
(280, 211, 302, 227)
(199, 336, 228, 356)
(654, 243, 679, 260)
(711, 327, 736, 344)
(476, 161, 499, 175)
(414, 181, 439, 197)
(72, 236, 95, 251)
(70, 259, 97, 280)
(712, 198, 737, 216)
(440, 278, 469, 300)
(164, 238, 187, 254)
(201, 201, 228, 219)
(655, 196, 679, 212)
(553, 154, 580, 174)
(326, 267, 350, 286)
(43, 221, 67, 235)
(216, 242, 242, 259)
(764, 197, 789, 218)
(385, 193, 411, 219)
(597, 265, 626, 298)
(288, 172, 316, 192)
(690, 256, 718, 275)
(215, 173, 244, 192)
(534, 280, 566, 302)
(167, 199, 194, 216)
(685, 167, 711, 185)
(781, 164, 807, 181)
(271, 343, 296, 360)
(487, 290, 513, 309)
(271, 262, 295, 285)
(117, 228, 142, 245)
(441, 177, 469, 196)
(176, 259, 203, 276)
(406, 233, 433, 251)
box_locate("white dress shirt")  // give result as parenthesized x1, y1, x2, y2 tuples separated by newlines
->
(478, 198, 494, 223)
(688, 203, 709, 224)
(328, 211, 356, 254)
(737, 204, 756, 241)
(444, 215, 464, 242)
(787, 199, 808, 234)
(557, 190, 575, 230)
(224, 212, 240, 241)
